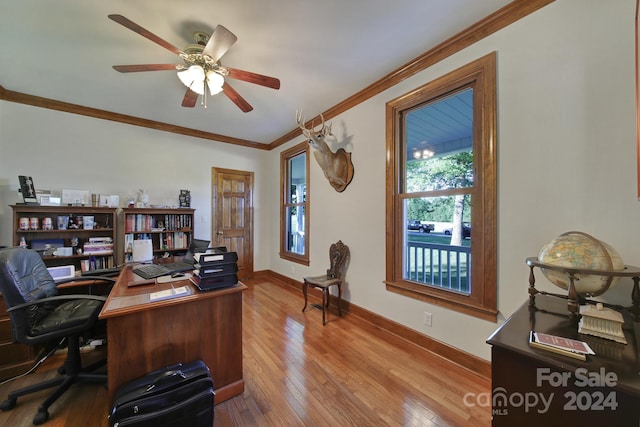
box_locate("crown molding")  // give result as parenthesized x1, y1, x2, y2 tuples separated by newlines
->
(0, 85, 268, 150)
(267, 0, 554, 150)
(1, 0, 553, 153)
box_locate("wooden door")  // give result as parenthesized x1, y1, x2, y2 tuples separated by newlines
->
(211, 167, 254, 279)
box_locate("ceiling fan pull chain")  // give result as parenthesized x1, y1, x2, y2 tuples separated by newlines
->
(202, 83, 207, 109)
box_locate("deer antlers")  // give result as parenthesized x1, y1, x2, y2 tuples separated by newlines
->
(296, 110, 332, 144)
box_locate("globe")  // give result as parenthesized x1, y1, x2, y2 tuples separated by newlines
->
(538, 231, 624, 297)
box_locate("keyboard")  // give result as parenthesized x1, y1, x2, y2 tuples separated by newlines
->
(157, 261, 191, 272)
(132, 264, 172, 280)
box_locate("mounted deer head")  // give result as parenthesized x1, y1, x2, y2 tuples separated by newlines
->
(296, 110, 354, 192)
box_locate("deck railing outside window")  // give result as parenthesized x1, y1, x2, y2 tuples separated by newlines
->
(405, 241, 471, 294)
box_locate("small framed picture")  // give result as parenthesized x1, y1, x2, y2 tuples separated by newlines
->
(18, 175, 38, 204)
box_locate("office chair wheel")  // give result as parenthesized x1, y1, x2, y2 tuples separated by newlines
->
(33, 408, 49, 425)
(0, 397, 16, 410)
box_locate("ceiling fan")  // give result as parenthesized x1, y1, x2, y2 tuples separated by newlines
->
(108, 14, 280, 112)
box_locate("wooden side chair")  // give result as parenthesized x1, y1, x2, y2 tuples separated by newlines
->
(302, 240, 350, 325)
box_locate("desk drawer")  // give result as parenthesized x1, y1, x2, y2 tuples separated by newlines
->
(0, 341, 31, 366)
(0, 294, 7, 316)
(0, 318, 13, 344)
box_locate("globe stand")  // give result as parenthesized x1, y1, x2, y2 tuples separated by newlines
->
(526, 257, 640, 322)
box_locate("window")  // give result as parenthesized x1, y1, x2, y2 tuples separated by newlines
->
(280, 142, 310, 265)
(385, 52, 497, 321)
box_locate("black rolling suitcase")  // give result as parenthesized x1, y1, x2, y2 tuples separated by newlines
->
(109, 360, 214, 427)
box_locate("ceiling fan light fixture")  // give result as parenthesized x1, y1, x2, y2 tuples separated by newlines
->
(206, 71, 224, 95)
(177, 65, 206, 95)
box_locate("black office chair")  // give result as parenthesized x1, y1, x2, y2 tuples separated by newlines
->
(0, 247, 115, 425)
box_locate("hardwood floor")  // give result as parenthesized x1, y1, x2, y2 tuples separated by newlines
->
(0, 278, 491, 426)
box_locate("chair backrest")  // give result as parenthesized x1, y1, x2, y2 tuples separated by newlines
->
(0, 248, 58, 339)
(327, 240, 350, 280)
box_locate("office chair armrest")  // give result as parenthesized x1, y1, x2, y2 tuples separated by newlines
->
(56, 276, 116, 285)
(7, 294, 107, 314)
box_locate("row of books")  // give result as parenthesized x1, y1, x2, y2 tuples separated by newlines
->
(125, 214, 193, 233)
(123, 233, 189, 254)
(158, 232, 189, 251)
(80, 255, 115, 272)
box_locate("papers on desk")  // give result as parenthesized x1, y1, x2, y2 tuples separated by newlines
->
(149, 286, 189, 302)
(107, 286, 193, 310)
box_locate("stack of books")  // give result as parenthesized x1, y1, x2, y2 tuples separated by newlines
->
(83, 237, 114, 255)
(190, 251, 239, 291)
(529, 331, 595, 361)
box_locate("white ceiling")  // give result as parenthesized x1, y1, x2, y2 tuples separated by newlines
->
(0, 0, 513, 146)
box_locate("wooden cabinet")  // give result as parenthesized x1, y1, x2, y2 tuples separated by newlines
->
(487, 295, 640, 426)
(11, 205, 119, 272)
(0, 293, 34, 381)
(121, 208, 195, 263)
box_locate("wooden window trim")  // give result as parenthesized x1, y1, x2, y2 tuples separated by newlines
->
(384, 52, 498, 322)
(280, 142, 310, 265)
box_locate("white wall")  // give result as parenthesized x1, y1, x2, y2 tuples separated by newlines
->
(268, 0, 640, 360)
(0, 104, 273, 272)
(1, 0, 638, 361)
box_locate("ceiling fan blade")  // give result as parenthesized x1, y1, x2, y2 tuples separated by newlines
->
(202, 25, 237, 63)
(113, 64, 178, 73)
(108, 14, 183, 56)
(225, 67, 280, 90)
(222, 82, 253, 112)
(182, 88, 199, 108)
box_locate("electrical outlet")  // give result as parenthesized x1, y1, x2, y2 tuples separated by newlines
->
(424, 311, 432, 327)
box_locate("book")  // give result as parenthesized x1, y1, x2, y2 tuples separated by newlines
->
(528, 331, 595, 361)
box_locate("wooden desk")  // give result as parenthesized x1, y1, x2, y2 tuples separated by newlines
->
(487, 295, 640, 426)
(99, 266, 246, 404)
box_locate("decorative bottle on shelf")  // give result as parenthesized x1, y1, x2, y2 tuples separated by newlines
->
(19, 237, 27, 248)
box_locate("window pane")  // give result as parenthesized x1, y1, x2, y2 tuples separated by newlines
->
(386, 52, 497, 320)
(286, 205, 305, 255)
(405, 88, 473, 192)
(403, 195, 471, 294)
(280, 141, 309, 265)
(288, 153, 306, 203)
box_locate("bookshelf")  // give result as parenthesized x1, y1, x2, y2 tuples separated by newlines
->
(121, 207, 195, 263)
(11, 205, 118, 273)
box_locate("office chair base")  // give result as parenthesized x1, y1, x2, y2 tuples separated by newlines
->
(33, 407, 49, 425)
(0, 397, 16, 410)
(0, 364, 107, 425)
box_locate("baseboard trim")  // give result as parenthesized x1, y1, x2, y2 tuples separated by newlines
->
(254, 269, 490, 380)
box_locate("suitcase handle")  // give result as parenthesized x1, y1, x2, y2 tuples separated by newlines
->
(145, 369, 187, 392)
